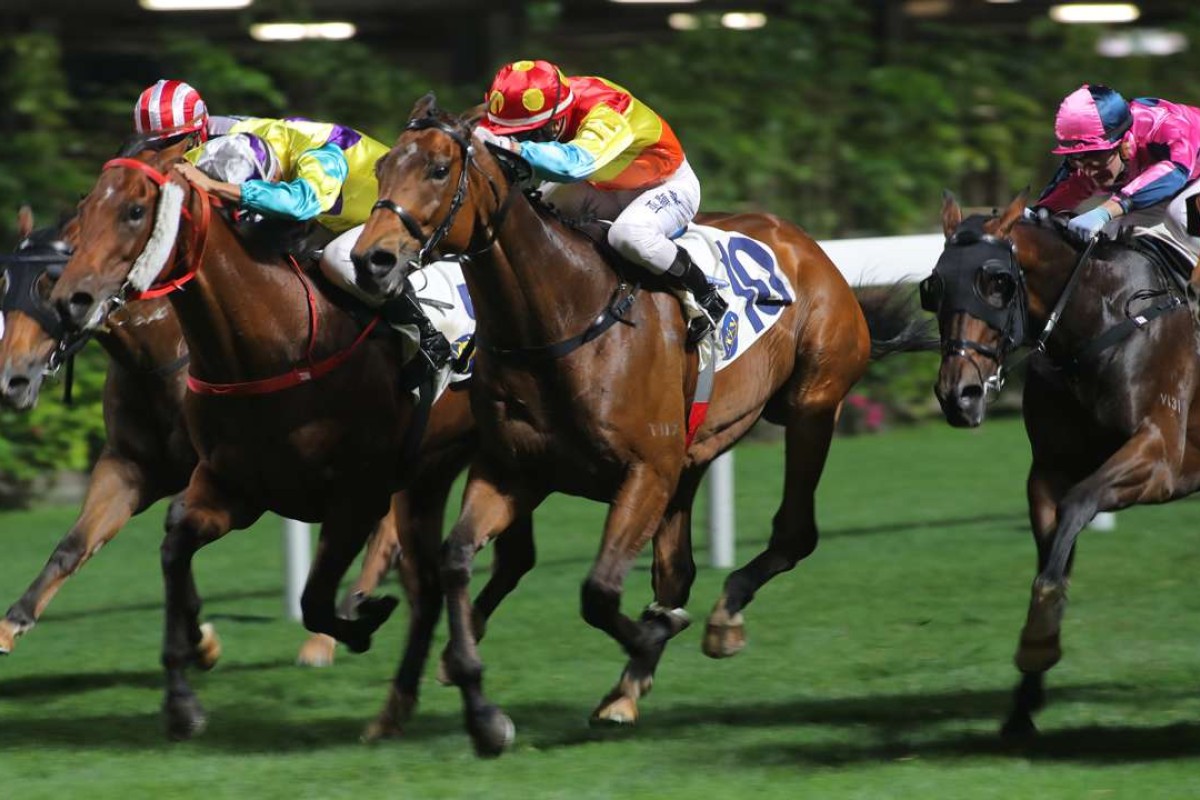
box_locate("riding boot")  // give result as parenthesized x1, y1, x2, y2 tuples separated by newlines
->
(379, 279, 452, 384)
(667, 246, 728, 345)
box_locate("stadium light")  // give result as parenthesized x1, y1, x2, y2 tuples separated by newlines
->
(250, 22, 357, 41)
(1049, 4, 1140, 24)
(721, 12, 767, 30)
(668, 13, 701, 30)
(1097, 29, 1187, 57)
(610, 0, 699, 4)
(140, 0, 253, 9)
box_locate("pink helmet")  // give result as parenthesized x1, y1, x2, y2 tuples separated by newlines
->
(133, 79, 209, 140)
(1052, 84, 1132, 155)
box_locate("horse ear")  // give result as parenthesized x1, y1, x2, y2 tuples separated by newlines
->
(995, 187, 1030, 236)
(461, 102, 487, 129)
(941, 190, 962, 239)
(17, 205, 34, 239)
(153, 137, 194, 165)
(409, 92, 439, 121)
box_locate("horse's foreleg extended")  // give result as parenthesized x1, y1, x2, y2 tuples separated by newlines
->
(1, 454, 149, 654)
(441, 468, 539, 757)
(704, 406, 836, 659)
(161, 464, 258, 740)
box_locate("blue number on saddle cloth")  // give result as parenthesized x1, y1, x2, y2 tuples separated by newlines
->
(457, 284, 476, 320)
(718, 236, 792, 334)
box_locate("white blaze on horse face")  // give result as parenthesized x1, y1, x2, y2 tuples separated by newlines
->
(127, 181, 185, 293)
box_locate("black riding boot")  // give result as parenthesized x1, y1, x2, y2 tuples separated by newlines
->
(380, 279, 452, 384)
(667, 246, 728, 345)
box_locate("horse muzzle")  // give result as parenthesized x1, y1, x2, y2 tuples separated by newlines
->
(350, 245, 412, 300)
(934, 360, 987, 428)
(0, 360, 45, 411)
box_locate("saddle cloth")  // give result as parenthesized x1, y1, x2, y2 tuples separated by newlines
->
(672, 224, 795, 372)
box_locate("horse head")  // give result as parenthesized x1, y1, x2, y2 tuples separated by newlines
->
(353, 93, 516, 299)
(50, 137, 196, 333)
(0, 208, 79, 409)
(925, 191, 1032, 427)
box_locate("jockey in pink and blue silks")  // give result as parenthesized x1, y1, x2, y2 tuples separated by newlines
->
(131, 79, 451, 379)
(1035, 84, 1200, 260)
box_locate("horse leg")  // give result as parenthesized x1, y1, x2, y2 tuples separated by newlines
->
(592, 472, 698, 724)
(1009, 421, 1183, 736)
(300, 499, 398, 654)
(1001, 464, 1072, 740)
(441, 469, 541, 757)
(704, 406, 836, 658)
(161, 465, 259, 740)
(435, 513, 537, 686)
(0, 454, 149, 654)
(578, 463, 676, 725)
(363, 488, 446, 741)
(296, 500, 402, 668)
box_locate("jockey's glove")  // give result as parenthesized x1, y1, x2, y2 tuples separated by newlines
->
(474, 128, 520, 154)
(1067, 206, 1111, 242)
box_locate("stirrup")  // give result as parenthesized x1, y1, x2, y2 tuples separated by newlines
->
(686, 315, 715, 346)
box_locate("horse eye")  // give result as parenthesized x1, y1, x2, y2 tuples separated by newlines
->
(127, 204, 146, 222)
(35, 272, 56, 302)
(431, 164, 450, 180)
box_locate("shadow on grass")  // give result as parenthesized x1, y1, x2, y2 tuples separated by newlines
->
(0, 657, 295, 699)
(2, 679, 1197, 765)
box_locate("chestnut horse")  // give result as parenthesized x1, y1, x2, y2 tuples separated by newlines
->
(926, 191, 1198, 737)
(0, 211, 444, 671)
(352, 98, 927, 756)
(46, 140, 539, 741)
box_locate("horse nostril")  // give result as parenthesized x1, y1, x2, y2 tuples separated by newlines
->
(66, 291, 95, 324)
(959, 384, 984, 407)
(368, 248, 398, 275)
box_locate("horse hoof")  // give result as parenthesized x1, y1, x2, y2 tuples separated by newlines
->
(702, 619, 746, 659)
(470, 706, 515, 758)
(361, 687, 417, 743)
(193, 623, 222, 671)
(296, 634, 337, 668)
(0, 621, 17, 655)
(590, 695, 639, 726)
(164, 695, 208, 741)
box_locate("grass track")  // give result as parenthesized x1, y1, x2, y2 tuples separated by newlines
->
(1, 418, 1199, 798)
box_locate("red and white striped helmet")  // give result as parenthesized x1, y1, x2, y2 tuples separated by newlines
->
(133, 79, 209, 139)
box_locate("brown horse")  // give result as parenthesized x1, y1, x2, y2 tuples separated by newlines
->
(0, 211, 444, 670)
(352, 98, 927, 756)
(926, 191, 1199, 737)
(45, 140, 539, 741)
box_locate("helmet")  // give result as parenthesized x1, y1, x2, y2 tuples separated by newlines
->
(193, 133, 280, 184)
(1052, 84, 1132, 155)
(134, 79, 209, 139)
(481, 60, 575, 134)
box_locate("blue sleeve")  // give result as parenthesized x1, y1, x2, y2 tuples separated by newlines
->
(516, 141, 597, 183)
(1125, 163, 1189, 210)
(239, 144, 349, 221)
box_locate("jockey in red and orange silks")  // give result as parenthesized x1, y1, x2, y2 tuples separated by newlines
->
(1035, 84, 1200, 260)
(477, 59, 727, 343)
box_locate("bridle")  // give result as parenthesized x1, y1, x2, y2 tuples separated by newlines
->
(369, 115, 516, 269)
(99, 156, 212, 303)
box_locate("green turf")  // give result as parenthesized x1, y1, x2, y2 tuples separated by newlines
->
(2, 417, 1199, 799)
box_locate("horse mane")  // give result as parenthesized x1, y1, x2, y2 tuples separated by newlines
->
(115, 129, 201, 159)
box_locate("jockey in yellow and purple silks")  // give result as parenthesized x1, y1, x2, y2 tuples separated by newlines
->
(132, 79, 451, 378)
(476, 59, 727, 344)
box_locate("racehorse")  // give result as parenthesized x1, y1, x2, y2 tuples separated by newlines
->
(352, 96, 931, 756)
(925, 190, 1199, 738)
(45, 139, 537, 741)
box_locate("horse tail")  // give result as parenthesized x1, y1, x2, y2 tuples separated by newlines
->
(854, 282, 939, 360)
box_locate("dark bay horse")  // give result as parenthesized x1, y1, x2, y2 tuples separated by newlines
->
(44, 141, 538, 740)
(926, 191, 1200, 737)
(352, 98, 927, 756)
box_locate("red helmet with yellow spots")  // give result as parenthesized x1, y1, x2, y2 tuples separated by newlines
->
(481, 60, 575, 134)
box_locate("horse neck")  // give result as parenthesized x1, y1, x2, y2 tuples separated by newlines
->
(1012, 223, 1089, 326)
(466, 191, 618, 349)
(99, 299, 185, 373)
(166, 214, 352, 382)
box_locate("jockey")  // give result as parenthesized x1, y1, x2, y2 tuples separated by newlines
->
(475, 59, 727, 344)
(1035, 84, 1200, 258)
(132, 80, 452, 380)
